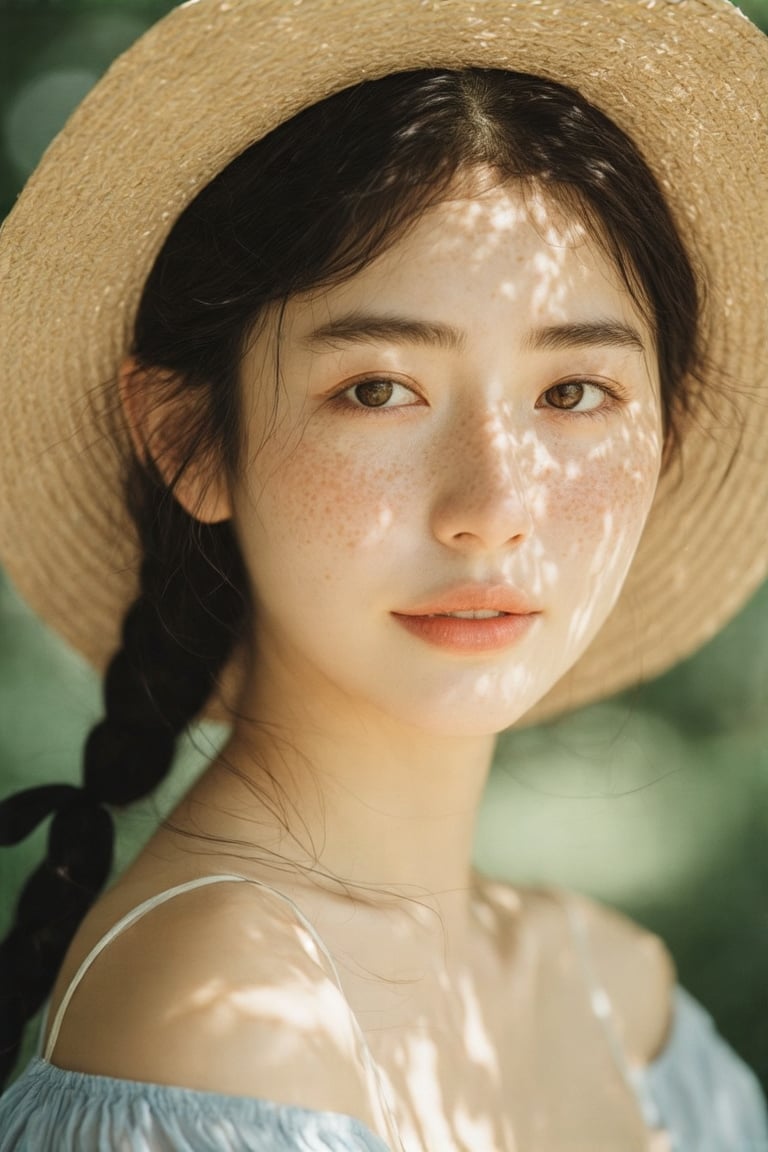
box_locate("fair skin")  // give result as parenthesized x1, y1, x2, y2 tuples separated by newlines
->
(47, 175, 673, 1151)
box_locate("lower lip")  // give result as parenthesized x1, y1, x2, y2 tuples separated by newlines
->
(392, 612, 538, 653)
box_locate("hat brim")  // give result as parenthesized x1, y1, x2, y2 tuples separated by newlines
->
(1, 0, 767, 725)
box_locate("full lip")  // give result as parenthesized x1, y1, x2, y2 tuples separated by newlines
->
(392, 582, 542, 618)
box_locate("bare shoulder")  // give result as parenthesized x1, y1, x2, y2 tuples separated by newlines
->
(479, 876, 676, 1066)
(561, 887, 676, 1062)
(49, 876, 379, 1126)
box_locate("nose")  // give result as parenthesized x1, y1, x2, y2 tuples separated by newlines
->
(429, 410, 534, 553)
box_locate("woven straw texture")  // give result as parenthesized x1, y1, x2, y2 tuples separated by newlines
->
(1, 0, 767, 724)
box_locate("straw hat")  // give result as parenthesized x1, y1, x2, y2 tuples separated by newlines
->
(1, 0, 767, 726)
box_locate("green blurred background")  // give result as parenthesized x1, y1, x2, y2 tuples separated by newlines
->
(1, 0, 767, 1092)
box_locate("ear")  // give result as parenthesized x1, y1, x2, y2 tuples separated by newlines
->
(118, 356, 232, 524)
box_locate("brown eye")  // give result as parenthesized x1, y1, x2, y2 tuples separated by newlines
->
(541, 381, 607, 413)
(545, 382, 586, 410)
(353, 380, 395, 407)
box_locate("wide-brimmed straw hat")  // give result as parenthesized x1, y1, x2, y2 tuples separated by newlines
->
(1, 0, 767, 726)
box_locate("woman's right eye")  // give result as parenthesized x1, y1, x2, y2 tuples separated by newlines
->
(340, 378, 421, 411)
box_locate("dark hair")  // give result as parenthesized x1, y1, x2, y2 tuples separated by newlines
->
(0, 68, 701, 1084)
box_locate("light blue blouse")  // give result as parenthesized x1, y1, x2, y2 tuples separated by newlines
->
(1, 875, 766, 1151)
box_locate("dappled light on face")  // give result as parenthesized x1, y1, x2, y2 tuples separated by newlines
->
(420, 364, 661, 728)
(530, 245, 573, 320)
(487, 197, 523, 234)
(231, 175, 663, 739)
(483, 186, 587, 322)
(588, 511, 617, 577)
(447, 190, 529, 266)
(612, 402, 664, 480)
(471, 663, 533, 704)
(361, 502, 395, 547)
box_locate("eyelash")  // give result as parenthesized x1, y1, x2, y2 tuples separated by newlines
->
(327, 377, 424, 417)
(327, 376, 628, 418)
(538, 379, 628, 420)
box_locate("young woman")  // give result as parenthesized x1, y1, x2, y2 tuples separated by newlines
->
(1, 2, 767, 1149)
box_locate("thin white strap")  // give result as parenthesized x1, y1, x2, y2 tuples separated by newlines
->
(44, 876, 242, 1061)
(232, 878, 405, 1150)
(45, 873, 404, 1151)
(562, 892, 665, 1131)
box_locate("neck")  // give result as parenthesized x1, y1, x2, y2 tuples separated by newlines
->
(187, 651, 497, 920)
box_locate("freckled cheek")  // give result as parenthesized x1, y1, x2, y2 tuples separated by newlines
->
(534, 454, 659, 561)
(246, 440, 414, 552)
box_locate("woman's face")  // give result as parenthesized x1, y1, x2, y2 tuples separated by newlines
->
(230, 177, 663, 735)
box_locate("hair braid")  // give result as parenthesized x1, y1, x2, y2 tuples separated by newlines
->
(0, 468, 247, 1087)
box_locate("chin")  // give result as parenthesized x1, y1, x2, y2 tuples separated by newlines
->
(387, 688, 552, 739)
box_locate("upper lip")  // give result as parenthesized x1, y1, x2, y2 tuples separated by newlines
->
(394, 583, 542, 617)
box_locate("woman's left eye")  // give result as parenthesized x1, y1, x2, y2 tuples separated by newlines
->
(539, 380, 613, 414)
(339, 378, 421, 410)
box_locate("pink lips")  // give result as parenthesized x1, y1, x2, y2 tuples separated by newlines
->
(391, 583, 541, 653)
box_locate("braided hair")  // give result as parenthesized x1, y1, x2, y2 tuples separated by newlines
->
(0, 67, 701, 1086)
(0, 471, 247, 1083)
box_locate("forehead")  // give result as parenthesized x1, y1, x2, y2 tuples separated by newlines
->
(288, 175, 649, 338)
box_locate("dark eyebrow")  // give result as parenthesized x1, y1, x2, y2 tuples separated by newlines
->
(523, 319, 647, 354)
(301, 312, 466, 352)
(301, 312, 646, 355)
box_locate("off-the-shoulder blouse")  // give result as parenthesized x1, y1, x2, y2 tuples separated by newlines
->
(1, 874, 766, 1151)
